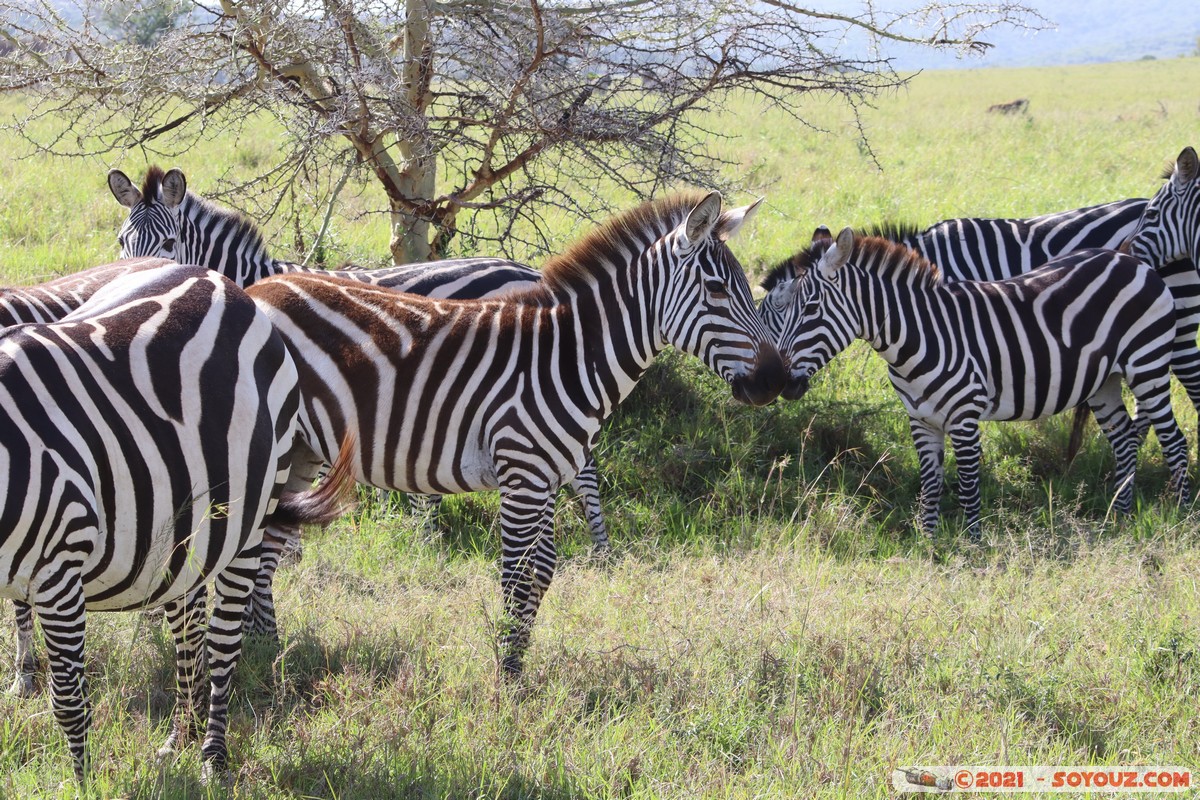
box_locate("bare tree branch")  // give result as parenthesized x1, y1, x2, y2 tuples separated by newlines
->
(0, 0, 1046, 262)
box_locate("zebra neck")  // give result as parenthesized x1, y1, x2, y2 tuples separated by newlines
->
(179, 195, 279, 287)
(554, 263, 665, 419)
(851, 268, 941, 363)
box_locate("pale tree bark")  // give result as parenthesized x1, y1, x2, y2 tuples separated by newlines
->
(0, 0, 1048, 264)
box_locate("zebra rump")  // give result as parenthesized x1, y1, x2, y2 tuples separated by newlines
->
(0, 264, 352, 781)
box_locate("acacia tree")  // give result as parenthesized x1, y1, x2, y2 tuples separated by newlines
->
(0, 0, 1043, 263)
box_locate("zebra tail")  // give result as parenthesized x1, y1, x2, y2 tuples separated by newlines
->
(1067, 405, 1091, 464)
(266, 433, 359, 530)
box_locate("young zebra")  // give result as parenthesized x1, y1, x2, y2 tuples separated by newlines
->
(0, 264, 354, 782)
(759, 200, 1200, 454)
(247, 191, 785, 674)
(1127, 146, 1200, 280)
(764, 228, 1190, 538)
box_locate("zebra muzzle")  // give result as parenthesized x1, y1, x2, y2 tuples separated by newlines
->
(782, 371, 810, 401)
(730, 344, 786, 406)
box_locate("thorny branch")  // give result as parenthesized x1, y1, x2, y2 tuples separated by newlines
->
(0, 0, 1046, 263)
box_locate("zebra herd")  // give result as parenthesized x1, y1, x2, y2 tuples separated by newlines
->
(2, 145, 1198, 782)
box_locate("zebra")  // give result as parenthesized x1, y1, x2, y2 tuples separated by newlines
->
(246, 190, 786, 674)
(108, 166, 612, 636)
(0, 264, 355, 782)
(759, 199, 1200, 456)
(1126, 146, 1200, 284)
(1, 257, 179, 698)
(0, 257, 175, 326)
(763, 227, 1190, 538)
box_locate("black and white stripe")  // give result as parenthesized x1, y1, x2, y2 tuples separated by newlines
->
(760, 200, 1200, 430)
(109, 167, 612, 639)
(0, 265, 352, 781)
(1, 257, 177, 698)
(765, 229, 1189, 537)
(1127, 146, 1200, 289)
(247, 192, 785, 674)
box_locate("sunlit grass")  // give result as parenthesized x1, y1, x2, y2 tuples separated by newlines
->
(2, 56, 1200, 797)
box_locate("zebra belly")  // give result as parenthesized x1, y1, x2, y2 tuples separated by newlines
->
(982, 363, 1115, 422)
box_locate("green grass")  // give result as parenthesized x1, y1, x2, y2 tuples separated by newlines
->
(2, 57, 1200, 798)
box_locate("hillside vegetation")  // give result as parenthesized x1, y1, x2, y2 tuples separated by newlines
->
(1, 57, 1199, 799)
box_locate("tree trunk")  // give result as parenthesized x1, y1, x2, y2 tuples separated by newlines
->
(388, 196, 433, 264)
(387, 0, 436, 265)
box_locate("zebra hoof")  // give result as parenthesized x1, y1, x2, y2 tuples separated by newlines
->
(501, 654, 524, 680)
(8, 673, 37, 698)
(155, 740, 182, 763)
(200, 759, 234, 789)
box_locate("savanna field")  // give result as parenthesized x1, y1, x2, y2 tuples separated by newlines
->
(2, 58, 1200, 798)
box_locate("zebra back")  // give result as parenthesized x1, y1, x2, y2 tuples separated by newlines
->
(761, 199, 1147, 292)
(111, 167, 543, 297)
(890, 199, 1147, 280)
(0, 257, 175, 327)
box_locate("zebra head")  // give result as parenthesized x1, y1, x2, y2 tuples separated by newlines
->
(759, 225, 834, 343)
(659, 192, 786, 406)
(108, 167, 187, 260)
(1127, 146, 1200, 268)
(769, 226, 859, 401)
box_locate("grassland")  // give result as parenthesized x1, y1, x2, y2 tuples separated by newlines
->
(1, 57, 1199, 798)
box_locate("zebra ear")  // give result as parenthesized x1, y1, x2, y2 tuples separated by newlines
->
(108, 169, 142, 208)
(819, 227, 854, 279)
(681, 190, 724, 247)
(811, 225, 833, 248)
(714, 197, 763, 242)
(161, 168, 188, 209)
(1172, 147, 1199, 193)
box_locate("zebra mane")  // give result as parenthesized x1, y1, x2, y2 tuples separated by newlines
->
(538, 191, 711, 293)
(141, 166, 165, 206)
(856, 220, 926, 244)
(763, 234, 941, 291)
(761, 251, 813, 291)
(759, 220, 925, 291)
(852, 236, 943, 286)
(185, 187, 270, 256)
(1160, 160, 1177, 181)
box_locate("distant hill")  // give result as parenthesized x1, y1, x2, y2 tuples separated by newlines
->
(869, 0, 1198, 69)
(40, 0, 1198, 70)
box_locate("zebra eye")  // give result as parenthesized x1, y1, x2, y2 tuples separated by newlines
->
(704, 279, 728, 297)
(163, 238, 176, 252)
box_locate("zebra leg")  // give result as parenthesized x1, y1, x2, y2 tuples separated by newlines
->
(1130, 376, 1192, 505)
(408, 493, 443, 536)
(569, 454, 610, 553)
(948, 418, 984, 540)
(9, 600, 38, 697)
(34, 570, 91, 784)
(158, 586, 209, 758)
(909, 418, 946, 536)
(1090, 376, 1140, 514)
(240, 445, 320, 638)
(242, 526, 290, 640)
(199, 548, 259, 781)
(497, 482, 557, 677)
